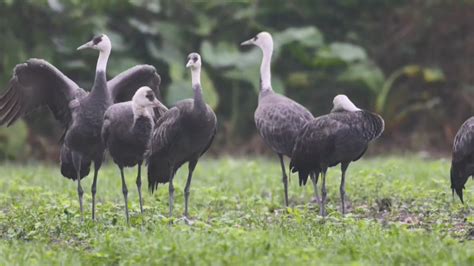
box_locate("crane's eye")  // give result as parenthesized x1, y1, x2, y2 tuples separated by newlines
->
(92, 35, 103, 45)
(192, 56, 198, 62)
(253, 36, 258, 41)
(146, 93, 154, 101)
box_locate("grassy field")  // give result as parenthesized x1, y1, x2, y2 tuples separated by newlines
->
(0, 156, 473, 265)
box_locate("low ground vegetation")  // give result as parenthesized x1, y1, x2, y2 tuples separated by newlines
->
(0, 157, 473, 265)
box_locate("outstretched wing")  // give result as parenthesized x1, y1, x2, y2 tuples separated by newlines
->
(0, 58, 84, 127)
(107, 65, 162, 103)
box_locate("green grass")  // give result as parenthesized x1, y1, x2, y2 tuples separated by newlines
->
(0, 156, 473, 265)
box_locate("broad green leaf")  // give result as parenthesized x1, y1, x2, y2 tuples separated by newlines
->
(146, 40, 185, 66)
(223, 65, 260, 93)
(338, 61, 385, 93)
(313, 46, 346, 67)
(166, 68, 219, 109)
(107, 57, 142, 77)
(329, 42, 367, 62)
(274, 26, 325, 53)
(196, 13, 217, 36)
(0, 120, 28, 160)
(128, 18, 159, 35)
(129, 0, 161, 13)
(201, 41, 241, 68)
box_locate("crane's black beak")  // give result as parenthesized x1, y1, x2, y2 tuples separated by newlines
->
(77, 41, 93, 50)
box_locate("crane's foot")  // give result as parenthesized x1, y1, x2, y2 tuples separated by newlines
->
(176, 216, 195, 225)
(311, 196, 321, 204)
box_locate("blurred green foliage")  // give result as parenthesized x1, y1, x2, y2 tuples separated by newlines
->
(0, 0, 472, 158)
(0, 120, 28, 160)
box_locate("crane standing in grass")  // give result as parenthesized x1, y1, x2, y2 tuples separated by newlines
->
(290, 95, 384, 216)
(147, 53, 217, 220)
(102, 86, 167, 224)
(0, 34, 163, 220)
(451, 117, 474, 203)
(241, 32, 319, 206)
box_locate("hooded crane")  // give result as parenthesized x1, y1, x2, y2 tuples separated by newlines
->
(241, 32, 317, 206)
(290, 95, 384, 216)
(450, 117, 474, 203)
(0, 34, 163, 220)
(102, 86, 167, 224)
(148, 53, 217, 220)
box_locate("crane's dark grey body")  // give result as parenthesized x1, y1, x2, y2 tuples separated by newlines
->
(60, 145, 91, 179)
(255, 89, 314, 156)
(451, 117, 474, 203)
(254, 89, 314, 206)
(0, 58, 162, 220)
(241, 31, 317, 206)
(64, 70, 111, 162)
(148, 84, 217, 218)
(102, 98, 164, 223)
(102, 102, 154, 167)
(290, 109, 384, 215)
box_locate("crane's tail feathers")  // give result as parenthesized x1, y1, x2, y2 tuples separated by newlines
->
(298, 170, 310, 186)
(453, 187, 464, 204)
(450, 162, 468, 204)
(290, 159, 311, 187)
(59, 146, 91, 180)
(147, 156, 171, 193)
(60, 160, 91, 180)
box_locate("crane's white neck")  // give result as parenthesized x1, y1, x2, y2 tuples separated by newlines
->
(96, 48, 111, 73)
(191, 67, 201, 87)
(132, 102, 151, 119)
(260, 44, 273, 91)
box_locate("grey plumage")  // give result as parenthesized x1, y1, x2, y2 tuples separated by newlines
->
(255, 90, 314, 157)
(451, 117, 474, 203)
(241, 32, 315, 206)
(0, 59, 85, 128)
(290, 95, 384, 215)
(147, 52, 217, 219)
(0, 34, 163, 221)
(108, 65, 163, 103)
(255, 90, 314, 206)
(102, 87, 166, 224)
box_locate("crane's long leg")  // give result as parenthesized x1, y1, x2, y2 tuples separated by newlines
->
(320, 169, 327, 217)
(340, 162, 349, 215)
(72, 152, 84, 221)
(168, 169, 176, 217)
(136, 161, 144, 214)
(119, 166, 130, 225)
(278, 154, 289, 207)
(91, 158, 102, 221)
(184, 160, 198, 218)
(310, 172, 320, 203)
